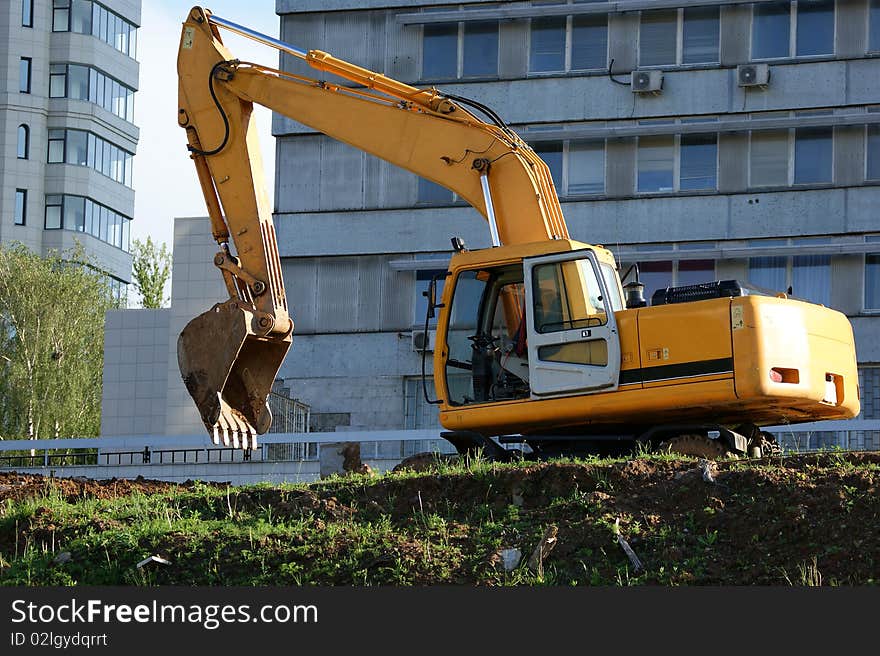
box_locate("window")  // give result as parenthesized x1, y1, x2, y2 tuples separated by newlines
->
(637, 133, 718, 193)
(794, 127, 833, 184)
(53, 1, 137, 57)
(530, 1, 608, 73)
(638, 136, 674, 192)
(528, 139, 605, 196)
(43, 194, 131, 251)
(748, 254, 831, 306)
(14, 190, 27, 226)
(750, 126, 833, 187)
(619, 260, 716, 302)
(46, 129, 133, 186)
(568, 141, 604, 194)
(871, 0, 880, 52)
(53, 0, 70, 31)
(17, 125, 29, 159)
(22, 0, 33, 27)
(868, 124, 880, 181)
(421, 7, 499, 80)
(639, 7, 720, 67)
(45, 195, 63, 229)
(752, 1, 835, 60)
(19, 57, 31, 93)
(49, 63, 134, 122)
(680, 134, 718, 191)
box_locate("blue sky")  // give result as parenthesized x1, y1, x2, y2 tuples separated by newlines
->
(132, 1, 280, 251)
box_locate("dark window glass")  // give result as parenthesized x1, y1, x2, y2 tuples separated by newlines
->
(71, 0, 92, 34)
(753, 2, 790, 59)
(640, 10, 677, 66)
(794, 127, 832, 184)
(462, 21, 498, 77)
(14, 189, 27, 226)
(749, 256, 787, 292)
(45, 195, 63, 229)
(68, 64, 90, 100)
(17, 124, 29, 159)
(868, 124, 880, 180)
(682, 7, 720, 64)
(423, 23, 457, 79)
(678, 260, 715, 287)
(19, 58, 31, 93)
(796, 0, 834, 56)
(571, 15, 607, 70)
(871, 0, 880, 51)
(66, 130, 88, 166)
(48, 130, 65, 162)
(22, 0, 33, 27)
(792, 254, 831, 306)
(50, 64, 67, 97)
(866, 253, 880, 310)
(53, 0, 70, 31)
(530, 17, 566, 72)
(680, 133, 718, 190)
(64, 196, 86, 231)
(638, 136, 674, 192)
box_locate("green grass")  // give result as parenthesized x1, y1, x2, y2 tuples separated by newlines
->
(1, 452, 878, 586)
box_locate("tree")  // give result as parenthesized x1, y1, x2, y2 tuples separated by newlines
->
(131, 237, 172, 308)
(0, 243, 116, 440)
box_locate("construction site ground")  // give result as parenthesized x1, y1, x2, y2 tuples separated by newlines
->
(0, 451, 878, 585)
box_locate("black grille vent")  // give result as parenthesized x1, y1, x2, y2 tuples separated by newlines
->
(651, 280, 759, 306)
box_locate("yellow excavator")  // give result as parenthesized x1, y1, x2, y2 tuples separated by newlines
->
(175, 6, 859, 460)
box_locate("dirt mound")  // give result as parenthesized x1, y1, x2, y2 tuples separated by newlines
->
(1, 452, 878, 585)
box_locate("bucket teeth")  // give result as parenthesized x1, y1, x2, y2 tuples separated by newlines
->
(178, 300, 290, 452)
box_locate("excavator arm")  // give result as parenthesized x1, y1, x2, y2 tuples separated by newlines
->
(176, 6, 570, 447)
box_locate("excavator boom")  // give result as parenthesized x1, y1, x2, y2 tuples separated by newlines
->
(176, 6, 570, 445)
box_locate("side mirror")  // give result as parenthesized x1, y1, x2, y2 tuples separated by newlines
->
(424, 278, 437, 319)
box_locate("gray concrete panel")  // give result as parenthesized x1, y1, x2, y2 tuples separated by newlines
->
(274, 205, 491, 256)
(605, 137, 636, 197)
(719, 5, 749, 65)
(836, 0, 869, 59)
(718, 132, 748, 193)
(282, 258, 318, 333)
(319, 139, 364, 210)
(834, 126, 867, 186)
(852, 317, 880, 363)
(385, 11, 420, 81)
(499, 19, 529, 80)
(831, 255, 865, 317)
(608, 13, 638, 73)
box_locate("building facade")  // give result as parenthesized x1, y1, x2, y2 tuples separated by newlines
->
(101, 1, 879, 453)
(270, 0, 880, 443)
(0, 0, 140, 299)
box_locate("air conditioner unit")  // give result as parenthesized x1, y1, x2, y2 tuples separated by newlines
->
(412, 329, 436, 352)
(737, 63, 770, 88)
(631, 70, 663, 94)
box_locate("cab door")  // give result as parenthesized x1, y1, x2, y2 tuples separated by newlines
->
(524, 250, 621, 397)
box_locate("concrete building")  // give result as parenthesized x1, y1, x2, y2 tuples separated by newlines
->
(102, 0, 880, 453)
(0, 0, 140, 299)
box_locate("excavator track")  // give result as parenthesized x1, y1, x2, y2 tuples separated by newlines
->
(658, 434, 730, 460)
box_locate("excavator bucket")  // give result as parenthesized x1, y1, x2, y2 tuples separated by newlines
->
(178, 301, 291, 449)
